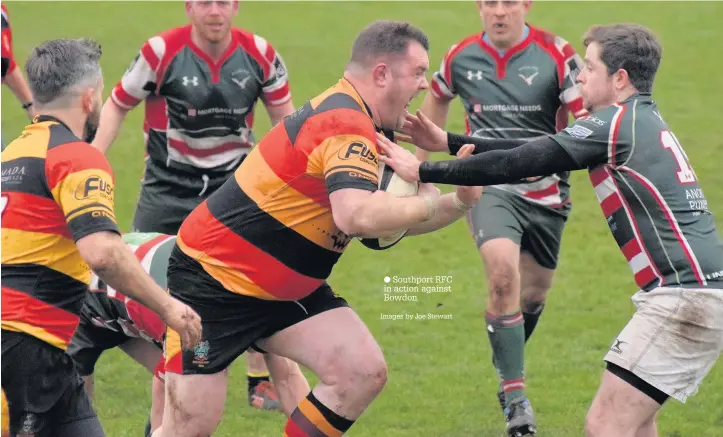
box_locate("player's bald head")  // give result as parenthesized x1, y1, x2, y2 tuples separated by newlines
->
(347, 20, 430, 71)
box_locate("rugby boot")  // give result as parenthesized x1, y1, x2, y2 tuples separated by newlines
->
(505, 397, 537, 437)
(248, 380, 281, 411)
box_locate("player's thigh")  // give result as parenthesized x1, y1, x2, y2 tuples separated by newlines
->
(519, 202, 567, 273)
(1, 332, 101, 437)
(66, 312, 131, 377)
(119, 338, 162, 373)
(468, 191, 524, 256)
(586, 367, 661, 435)
(603, 287, 723, 404)
(258, 286, 384, 385)
(161, 372, 228, 434)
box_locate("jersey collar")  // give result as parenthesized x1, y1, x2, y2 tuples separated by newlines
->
(481, 24, 530, 57)
(33, 114, 72, 131)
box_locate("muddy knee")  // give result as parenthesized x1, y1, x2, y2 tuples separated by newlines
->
(318, 348, 388, 402)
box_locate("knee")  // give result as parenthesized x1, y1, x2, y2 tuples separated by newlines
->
(486, 263, 518, 299)
(521, 286, 549, 313)
(318, 347, 388, 398)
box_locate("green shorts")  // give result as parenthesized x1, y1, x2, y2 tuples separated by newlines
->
(467, 188, 569, 270)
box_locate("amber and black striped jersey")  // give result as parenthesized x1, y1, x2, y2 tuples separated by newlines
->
(177, 78, 380, 301)
(1, 115, 121, 350)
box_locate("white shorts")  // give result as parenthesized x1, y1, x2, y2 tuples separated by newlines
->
(604, 286, 723, 403)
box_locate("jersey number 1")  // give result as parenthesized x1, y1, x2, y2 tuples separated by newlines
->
(661, 130, 696, 184)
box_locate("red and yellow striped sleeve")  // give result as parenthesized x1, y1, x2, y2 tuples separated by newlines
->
(46, 142, 120, 241)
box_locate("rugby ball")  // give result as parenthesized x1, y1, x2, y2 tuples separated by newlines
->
(359, 161, 420, 250)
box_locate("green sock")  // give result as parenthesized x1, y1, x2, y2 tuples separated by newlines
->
(486, 311, 526, 406)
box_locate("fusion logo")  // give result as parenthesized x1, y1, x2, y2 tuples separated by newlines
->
(338, 142, 377, 165)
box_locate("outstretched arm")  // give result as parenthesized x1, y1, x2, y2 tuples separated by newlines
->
(378, 134, 594, 187)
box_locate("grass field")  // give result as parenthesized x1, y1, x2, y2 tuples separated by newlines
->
(3, 1, 723, 436)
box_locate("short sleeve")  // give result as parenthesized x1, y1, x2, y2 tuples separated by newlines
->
(47, 144, 120, 241)
(111, 36, 165, 110)
(429, 43, 458, 101)
(321, 134, 379, 195)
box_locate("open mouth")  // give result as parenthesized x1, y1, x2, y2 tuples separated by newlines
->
(207, 23, 224, 31)
(492, 23, 507, 31)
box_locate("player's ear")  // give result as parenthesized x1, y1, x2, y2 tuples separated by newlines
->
(185, 1, 193, 18)
(81, 88, 95, 114)
(372, 63, 390, 88)
(614, 68, 630, 91)
(522, 1, 532, 13)
(232, 0, 240, 15)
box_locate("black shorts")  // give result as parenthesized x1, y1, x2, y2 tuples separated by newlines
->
(164, 247, 349, 375)
(1, 331, 105, 437)
(66, 309, 135, 377)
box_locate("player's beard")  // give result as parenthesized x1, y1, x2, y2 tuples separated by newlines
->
(83, 102, 101, 143)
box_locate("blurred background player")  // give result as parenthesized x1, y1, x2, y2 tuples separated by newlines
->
(67, 232, 311, 437)
(1, 37, 201, 437)
(1, 3, 35, 150)
(412, 1, 586, 435)
(91, 0, 295, 410)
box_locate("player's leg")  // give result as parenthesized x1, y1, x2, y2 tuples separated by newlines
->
(2, 331, 105, 437)
(152, 249, 269, 437)
(518, 252, 554, 342)
(247, 349, 281, 411)
(264, 352, 311, 417)
(118, 337, 163, 372)
(66, 311, 131, 402)
(635, 413, 658, 437)
(468, 192, 531, 426)
(586, 287, 723, 437)
(256, 286, 386, 436)
(517, 208, 566, 343)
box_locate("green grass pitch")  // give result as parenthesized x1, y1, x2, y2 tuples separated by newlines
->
(2, 1, 723, 436)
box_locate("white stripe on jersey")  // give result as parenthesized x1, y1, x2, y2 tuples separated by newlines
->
(560, 86, 582, 108)
(167, 128, 252, 150)
(619, 166, 707, 286)
(593, 176, 617, 203)
(607, 104, 625, 166)
(167, 142, 247, 170)
(601, 167, 664, 287)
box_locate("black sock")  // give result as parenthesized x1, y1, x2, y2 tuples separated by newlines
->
(144, 413, 152, 437)
(523, 304, 545, 343)
(248, 374, 270, 392)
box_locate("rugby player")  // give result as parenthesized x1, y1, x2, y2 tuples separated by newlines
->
(1, 3, 35, 150)
(67, 232, 311, 436)
(411, 1, 586, 433)
(150, 20, 482, 437)
(91, 0, 295, 409)
(1, 38, 201, 437)
(378, 23, 723, 437)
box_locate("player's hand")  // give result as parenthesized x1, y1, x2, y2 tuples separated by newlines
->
(454, 144, 482, 206)
(396, 110, 448, 152)
(376, 133, 421, 182)
(160, 297, 202, 350)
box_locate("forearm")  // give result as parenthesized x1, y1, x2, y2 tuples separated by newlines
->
(416, 95, 451, 159)
(420, 137, 584, 186)
(92, 242, 170, 316)
(446, 132, 529, 155)
(406, 192, 467, 236)
(4, 68, 33, 116)
(92, 99, 128, 153)
(352, 191, 432, 237)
